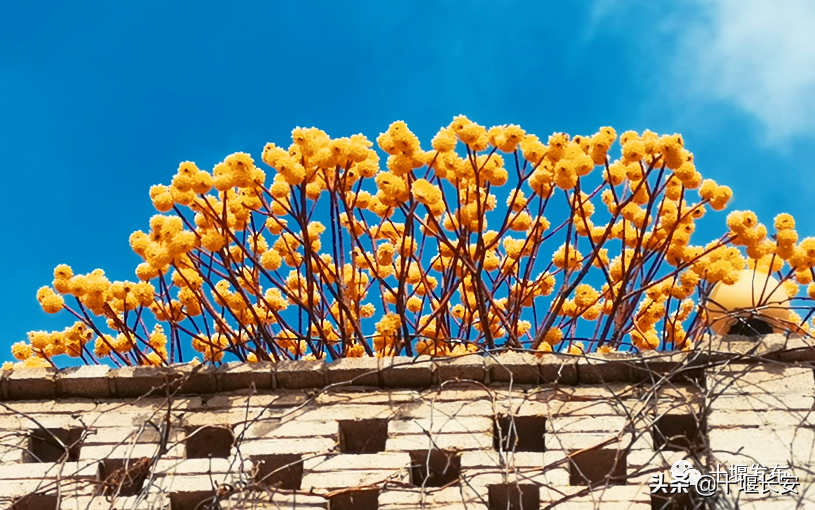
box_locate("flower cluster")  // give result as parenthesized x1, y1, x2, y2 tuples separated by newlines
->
(7, 116, 814, 370)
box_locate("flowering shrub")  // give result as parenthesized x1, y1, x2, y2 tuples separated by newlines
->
(8, 116, 815, 369)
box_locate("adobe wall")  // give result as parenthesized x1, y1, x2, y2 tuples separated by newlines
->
(0, 334, 814, 510)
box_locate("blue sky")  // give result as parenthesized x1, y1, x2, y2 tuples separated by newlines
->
(3, 1, 815, 360)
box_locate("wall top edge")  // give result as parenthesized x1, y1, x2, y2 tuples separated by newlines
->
(0, 333, 812, 401)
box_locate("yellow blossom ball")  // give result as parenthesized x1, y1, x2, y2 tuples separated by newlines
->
(411, 179, 442, 206)
(11, 342, 32, 361)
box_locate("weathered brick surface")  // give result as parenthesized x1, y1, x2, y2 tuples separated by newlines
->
(56, 365, 113, 398)
(0, 346, 814, 508)
(303, 452, 410, 471)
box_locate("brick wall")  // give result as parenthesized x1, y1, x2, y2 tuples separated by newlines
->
(1, 333, 814, 510)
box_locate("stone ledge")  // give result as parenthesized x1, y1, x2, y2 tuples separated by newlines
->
(0, 334, 811, 401)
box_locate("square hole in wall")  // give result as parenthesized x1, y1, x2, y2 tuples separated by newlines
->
(252, 454, 303, 490)
(98, 458, 151, 497)
(170, 491, 215, 510)
(653, 415, 702, 454)
(339, 419, 388, 454)
(494, 416, 546, 452)
(184, 425, 234, 459)
(12, 494, 59, 510)
(488, 484, 540, 510)
(651, 492, 696, 510)
(410, 449, 461, 487)
(329, 489, 379, 510)
(27, 428, 83, 463)
(568, 448, 627, 486)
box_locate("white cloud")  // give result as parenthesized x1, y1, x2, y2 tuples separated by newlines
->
(682, 0, 815, 142)
(590, 0, 815, 143)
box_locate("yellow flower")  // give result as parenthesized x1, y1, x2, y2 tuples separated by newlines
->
(412, 179, 442, 206)
(24, 357, 50, 368)
(149, 185, 174, 212)
(534, 342, 553, 357)
(508, 211, 532, 231)
(775, 213, 795, 231)
(621, 135, 645, 163)
(345, 344, 365, 357)
(552, 244, 583, 271)
(553, 160, 577, 190)
(11, 342, 32, 361)
(566, 342, 584, 355)
(544, 327, 563, 346)
(457, 122, 489, 151)
(431, 127, 457, 152)
(37, 287, 65, 314)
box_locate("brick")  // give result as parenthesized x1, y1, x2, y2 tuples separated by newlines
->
(431, 485, 488, 503)
(538, 354, 579, 384)
(630, 351, 693, 383)
(708, 427, 815, 466)
(301, 469, 408, 490)
(544, 432, 640, 451)
(655, 385, 703, 401)
(154, 457, 232, 475)
(0, 442, 25, 464)
(0, 400, 55, 415)
(707, 364, 815, 395)
(548, 416, 628, 434)
(57, 365, 113, 398)
(464, 467, 568, 486)
(229, 492, 327, 508)
(773, 335, 815, 362)
(83, 426, 181, 445)
(60, 496, 170, 510)
(0, 460, 96, 480)
(94, 396, 201, 413)
(326, 357, 383, 386)
(276, 360, 325, 389)
(314, 389, 419, 405)
(380, 356, 433, 388)
(80, 443, 183, 460)
(433, 354, 487, 384)
(236, 418, 337, 440)
(487, 352, 542, 384)
(238, 437, 337, 455)
(7, 368, 57, 400)
(111, 366, 182, 398)
(708, 394, 815, 411)
(378, 489, 424, 506)
(708, 410, 810, 428)
(81, 410, 170, 428)
(216, 361, 274, 391)
(291, 404, 395, 422)
(303, 452, 410, 471)
(389, 416, 492, 435)
(396, 400, 496, 420)
(155, 473, 230, 492)
(386, 431, 493, 451)
(627, 449, 685, 468)
(20, 414, 84, 430)
(204, 391, 301, 409)
(545, 400, 623, 416)
(0, 479, 56, 499)
(172, 362, 218, 394)
(577, 356, 634, 384)
(0, 415, 22, 430)
(461, 450, 566, 470)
